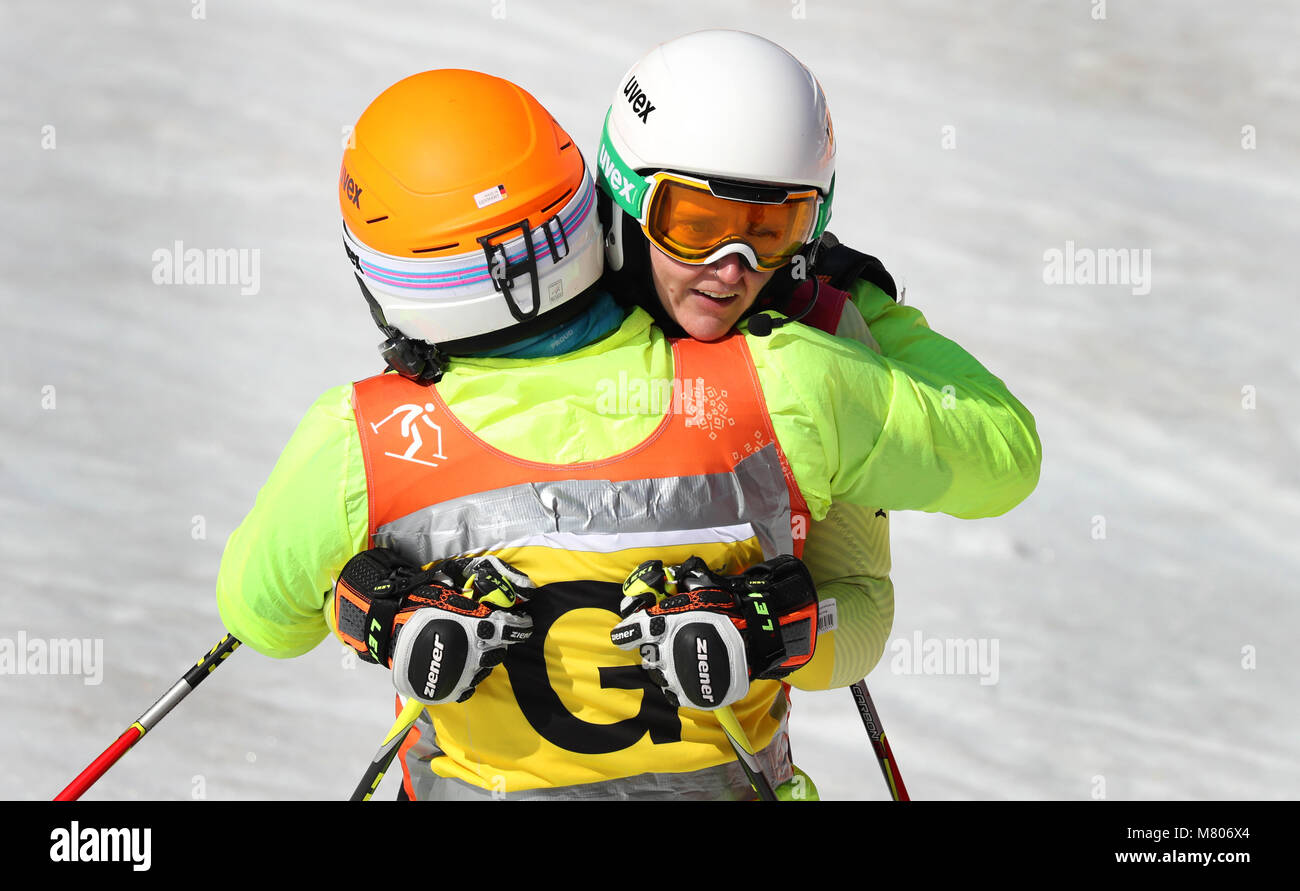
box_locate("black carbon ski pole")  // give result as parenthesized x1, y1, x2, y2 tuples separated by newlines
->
(850, 680, 909, 801)
(55, 633, 241, 800)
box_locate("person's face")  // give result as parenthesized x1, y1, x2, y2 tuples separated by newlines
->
(647, 246, 777, 342)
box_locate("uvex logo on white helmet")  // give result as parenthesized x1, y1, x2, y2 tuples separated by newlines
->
(622, 75, 657, 122)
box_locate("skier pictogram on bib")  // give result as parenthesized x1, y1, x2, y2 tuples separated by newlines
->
(370, 402, 448, 468)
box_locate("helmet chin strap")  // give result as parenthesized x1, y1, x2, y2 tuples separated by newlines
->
(343, 239, 444, 382)
(344, 238, 448, 383)
(355, 274, 449, 383)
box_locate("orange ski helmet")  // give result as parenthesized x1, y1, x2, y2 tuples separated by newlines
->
(341, 69, 604, 379)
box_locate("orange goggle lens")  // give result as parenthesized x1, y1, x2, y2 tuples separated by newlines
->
(644, 176, 818, 270)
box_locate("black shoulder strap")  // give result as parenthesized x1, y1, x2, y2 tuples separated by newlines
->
(813, 231, 898, 301)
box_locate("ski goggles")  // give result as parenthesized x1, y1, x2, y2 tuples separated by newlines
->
(637, 171, 823, 270)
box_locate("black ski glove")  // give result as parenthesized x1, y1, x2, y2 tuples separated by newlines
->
(333, 548, 533, 704)
(610, 555, 818, 710)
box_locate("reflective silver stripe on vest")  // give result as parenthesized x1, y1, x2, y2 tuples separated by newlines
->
(400, 710, 795, 801)
(373, 444, 794, 562)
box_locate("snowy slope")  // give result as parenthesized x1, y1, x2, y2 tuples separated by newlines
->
(2, 0, 1297, 801)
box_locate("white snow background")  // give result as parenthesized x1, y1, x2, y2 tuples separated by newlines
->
(2, 0, 1297, 802)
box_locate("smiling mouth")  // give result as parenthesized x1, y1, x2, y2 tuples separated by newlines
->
(691, 289, 739, 302)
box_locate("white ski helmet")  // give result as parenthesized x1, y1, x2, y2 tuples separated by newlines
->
(596, 30, 836, 272)
(341, 69, 605, 380)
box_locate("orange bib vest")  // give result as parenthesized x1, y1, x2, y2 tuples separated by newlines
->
(352, 333, 810, 793)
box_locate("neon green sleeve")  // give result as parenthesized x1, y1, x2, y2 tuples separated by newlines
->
(786, 282, 1042, 688)
(847, 279, 981, 372)
(215, 384, 369, 658)
(786, 503, 894, 690)
(786, 296, 894, 691)
(748, 310, 1042, 521)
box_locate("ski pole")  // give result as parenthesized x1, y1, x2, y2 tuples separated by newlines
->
(54, 633, 241, 801)
(849, 679, 909, 801)
(350, 696, 425, 801)
(717, 706, 778, 801)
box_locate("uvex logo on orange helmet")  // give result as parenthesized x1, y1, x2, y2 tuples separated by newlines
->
(339, 165, 363, 209)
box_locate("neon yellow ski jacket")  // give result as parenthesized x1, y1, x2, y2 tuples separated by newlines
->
(217, 303, 1040, 661)
(786, 277, 909, 690)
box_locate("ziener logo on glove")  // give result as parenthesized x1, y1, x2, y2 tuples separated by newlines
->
(423, 633, 445, 699)
(697, 637, 714, 704)
(611, 625, 641, 645)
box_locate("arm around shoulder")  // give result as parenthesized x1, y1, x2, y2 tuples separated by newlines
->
(754, 316, 1041, 520)
(215, 384, 370, 659)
